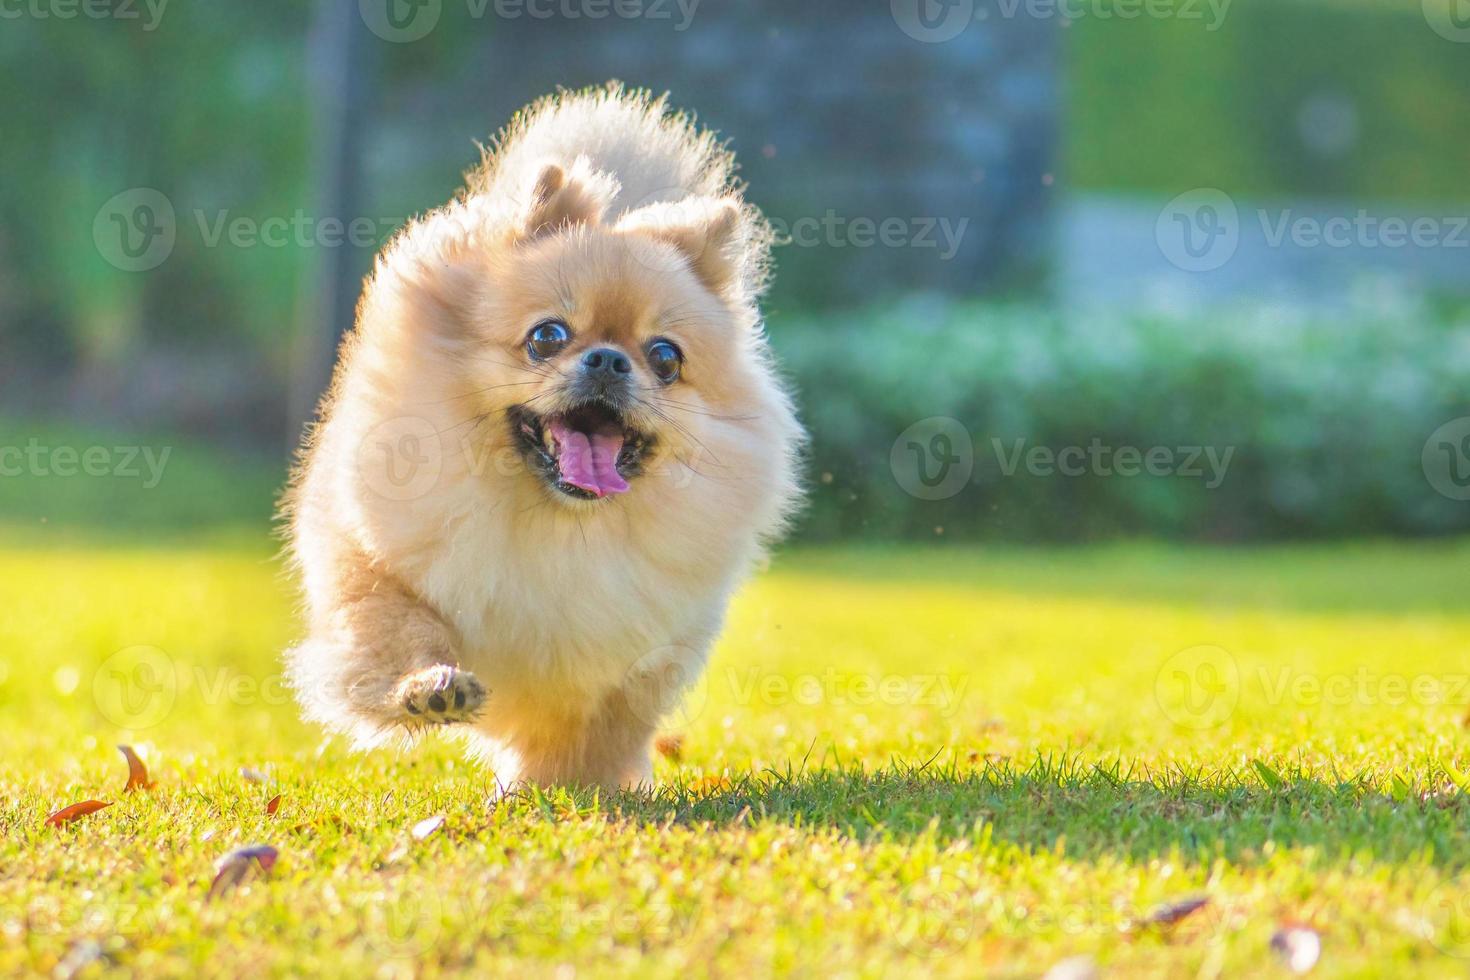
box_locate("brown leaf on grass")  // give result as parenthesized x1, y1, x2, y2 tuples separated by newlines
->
(44, 800, 113, 827)
(1141, 896, 1210, 928)
(411, 814, 445, 841)
(265, 795, 281, 816)
(1271, 924, 1322, 974)
(654, 734, 685, 762)
(118, 745, 154, 791)
(207, 844, 278, 901)
(290, 813, 349, 835)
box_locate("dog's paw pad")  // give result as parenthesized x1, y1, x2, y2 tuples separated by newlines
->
(395, 666, 486, 726)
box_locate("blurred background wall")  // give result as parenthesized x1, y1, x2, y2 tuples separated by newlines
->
(2, 0, 1468, 541)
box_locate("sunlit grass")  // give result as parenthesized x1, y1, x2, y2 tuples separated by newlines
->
(3, 535, 1470, 976)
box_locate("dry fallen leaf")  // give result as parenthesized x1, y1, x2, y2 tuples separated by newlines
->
(208, 844, 279, 900)
(1271, 924, 1322, 974)
(411, 814, 446, 841)
(44, 800, 113, 827)
(654, 734, 685, 762)
(265, 795, 281, 816)
(119, 745, 154, 791)
(1141, 896, 1210, 928)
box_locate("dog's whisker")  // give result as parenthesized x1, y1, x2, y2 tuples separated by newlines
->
(410, 380, 543, 406)
(634, 397, 725, 467)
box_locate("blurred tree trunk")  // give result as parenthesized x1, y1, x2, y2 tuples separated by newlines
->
(287, 0, 374, 451)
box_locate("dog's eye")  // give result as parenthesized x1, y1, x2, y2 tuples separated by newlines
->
(646, 339, 683, 384)
(527, 320, 572, 360)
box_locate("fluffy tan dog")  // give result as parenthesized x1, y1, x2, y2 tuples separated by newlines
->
(284, 85, 803, 790)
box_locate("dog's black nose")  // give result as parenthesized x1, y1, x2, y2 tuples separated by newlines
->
(581, 348, 632, 377)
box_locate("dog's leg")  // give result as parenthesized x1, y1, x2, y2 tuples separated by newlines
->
(288, 563, 486, 739)
(503, 686, 658, 791)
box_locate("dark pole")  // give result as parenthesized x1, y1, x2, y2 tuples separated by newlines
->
(288, 0, 373, 448)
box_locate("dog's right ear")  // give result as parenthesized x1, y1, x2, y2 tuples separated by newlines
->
(516, 160, 616, 241)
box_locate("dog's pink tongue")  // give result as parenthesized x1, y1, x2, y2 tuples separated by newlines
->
(549, 422, 629, 497)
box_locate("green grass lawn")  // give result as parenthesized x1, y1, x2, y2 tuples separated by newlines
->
(4, 532, 1470, 977)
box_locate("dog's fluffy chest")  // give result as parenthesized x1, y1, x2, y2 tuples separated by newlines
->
(406, 504, 731, 704)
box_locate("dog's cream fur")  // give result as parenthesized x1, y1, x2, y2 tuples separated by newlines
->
(283, 85, 803, 790)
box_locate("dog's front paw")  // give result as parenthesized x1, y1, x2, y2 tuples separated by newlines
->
(393, 665, 486, 726)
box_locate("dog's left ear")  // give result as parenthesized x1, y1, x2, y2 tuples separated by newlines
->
(616, 197, 747, 299)
(517, 159, 616, 240)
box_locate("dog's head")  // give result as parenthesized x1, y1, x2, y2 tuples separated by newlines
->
(375, 160, 798, 526)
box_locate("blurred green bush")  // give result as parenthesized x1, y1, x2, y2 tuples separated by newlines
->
(1068, 0, 1470, 199)
(776, 293, 1470, 541)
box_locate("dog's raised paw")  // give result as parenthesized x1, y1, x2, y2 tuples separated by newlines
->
(393, 665, 486, 726)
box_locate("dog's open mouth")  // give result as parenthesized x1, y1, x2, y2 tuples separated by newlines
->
(510, 402, 652, 500)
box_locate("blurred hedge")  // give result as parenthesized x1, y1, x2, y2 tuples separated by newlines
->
(775, 294, 1470, 542)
